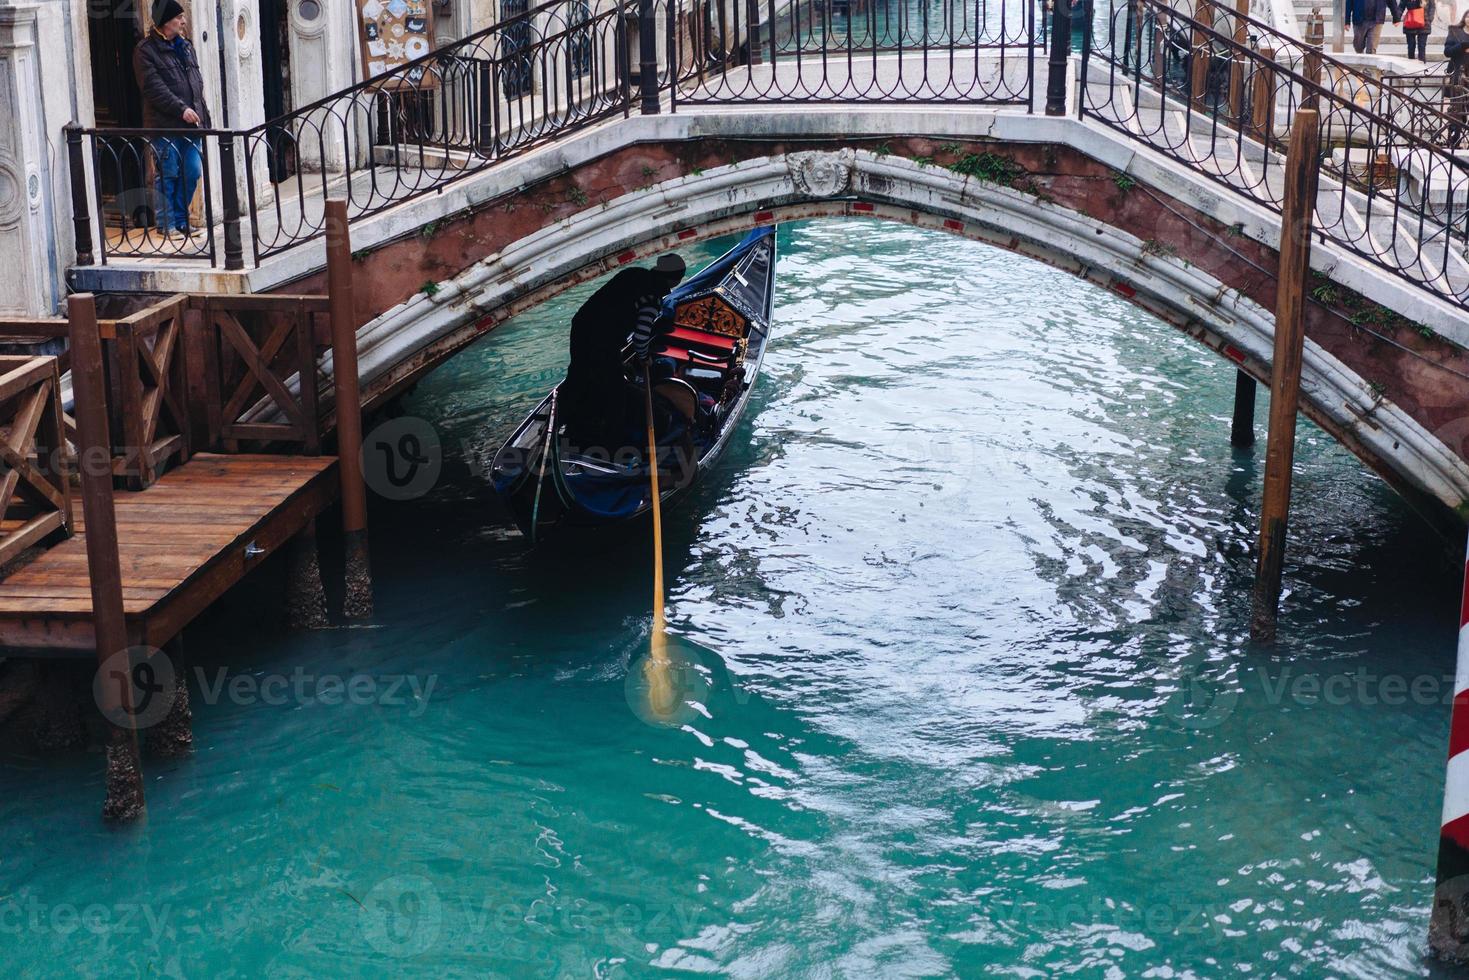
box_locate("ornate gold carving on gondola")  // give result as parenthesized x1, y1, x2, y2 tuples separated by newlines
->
(674, 295, 745, 338)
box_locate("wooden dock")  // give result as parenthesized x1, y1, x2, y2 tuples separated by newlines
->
(0, 454, 337, 653)
(0, 200, 374, 820)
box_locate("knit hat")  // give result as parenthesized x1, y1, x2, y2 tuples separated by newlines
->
(152, 0, 184, 27)
(654, 254, 686, 278)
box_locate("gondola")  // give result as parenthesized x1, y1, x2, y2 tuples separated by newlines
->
(490, 225, 778, 540)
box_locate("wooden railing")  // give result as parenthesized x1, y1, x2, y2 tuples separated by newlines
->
(195, 295, 328, 455)
(107, 295, 192, 489)
(0, 355, 72, 566)
(0, 318, 77, 447)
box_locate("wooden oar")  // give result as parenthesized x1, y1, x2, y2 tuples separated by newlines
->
(642, 364, 676, 718)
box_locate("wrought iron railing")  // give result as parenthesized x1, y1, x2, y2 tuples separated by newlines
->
(62, 0, 1469, 313)
(667, 0, 1036, 105)
(1081, 0, 1469, 305)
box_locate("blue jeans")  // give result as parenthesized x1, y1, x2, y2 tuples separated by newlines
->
(151, 136, 202, 232)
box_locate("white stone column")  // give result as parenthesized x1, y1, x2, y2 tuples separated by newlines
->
(287, 0, 359, 173)
(217, 0, 273, 223)
(0, 4, 59, 315)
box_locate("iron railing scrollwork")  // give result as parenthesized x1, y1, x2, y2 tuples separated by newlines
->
(1081, 0, 1469, 306)
(64, 0, 1469, 314)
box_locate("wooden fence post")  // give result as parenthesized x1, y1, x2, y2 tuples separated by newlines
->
(1190, 0, 1215, 108)
(1250, 109, 1321, 644)
(1251, 48, 1276, 142)
(1228, 0, 1248, 127)
(324, 199, 372, 619)
(69, 293, 146, 821)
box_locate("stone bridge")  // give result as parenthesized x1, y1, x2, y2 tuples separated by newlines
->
(72, 108, 1469, 534)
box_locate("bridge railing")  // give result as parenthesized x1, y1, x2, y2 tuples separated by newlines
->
(69, 0, 1044, 269)
(1081, 0, 1469, 306)
(667, 0, 1037, 106)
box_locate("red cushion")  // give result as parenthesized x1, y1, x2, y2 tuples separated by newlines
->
(666, 326, 737, 352)
(653, 343, 732, 366)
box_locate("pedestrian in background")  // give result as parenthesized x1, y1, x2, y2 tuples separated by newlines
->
(1447, 11, 1469, 146)
(133, 0, 211, 239)
(1346, 0, 1402, 53)
(1402, 0, 1436, 60)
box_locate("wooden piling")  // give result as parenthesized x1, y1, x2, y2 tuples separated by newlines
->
(1250, 109, 1320, 644)
(69, 293, 146, 821)
(1251, 48, 1276, 142)
(1227, 0, 1248, 128)
(1190, 0, 1215, 108)
(324, 199, 373, 619)
(1231, 370, 1257, 447)
(146, 634, 193, 759)
(286, 518, 329, 629)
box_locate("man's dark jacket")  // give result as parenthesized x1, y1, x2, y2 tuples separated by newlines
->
(1345, 0, 1400, 26)
(133, 33, 212, 130)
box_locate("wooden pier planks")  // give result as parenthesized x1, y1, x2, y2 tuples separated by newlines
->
(0, 453, 338, 653)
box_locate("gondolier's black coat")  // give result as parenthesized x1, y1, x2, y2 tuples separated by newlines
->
(563, 267, 670, 445)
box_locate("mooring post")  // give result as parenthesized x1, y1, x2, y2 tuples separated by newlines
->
(1045, 0, 1072, 116)
(1189, 0, 1214, 109)
(1249, 109, 1320, 644)
(1230, 370, 1257, 447)
(69, 293, 146, 821)
(146, 634, 193, 759)
(324, 199, 373, 619)
(286, 517, 329, 629)
(1431, 534, 1469, 961)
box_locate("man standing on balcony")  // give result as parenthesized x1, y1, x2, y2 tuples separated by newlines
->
(133, 0, 212, 239)
(1346, 0, 1402, 53)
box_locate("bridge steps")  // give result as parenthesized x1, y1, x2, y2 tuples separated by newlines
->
(1092, 75, 1469, 306)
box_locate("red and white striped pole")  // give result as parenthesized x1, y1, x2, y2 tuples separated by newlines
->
(1432, 535, 1469, 961)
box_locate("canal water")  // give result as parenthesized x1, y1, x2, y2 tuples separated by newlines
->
(2, 220, 1461, 976)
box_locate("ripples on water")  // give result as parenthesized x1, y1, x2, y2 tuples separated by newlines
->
(1, 221, 1461, 977)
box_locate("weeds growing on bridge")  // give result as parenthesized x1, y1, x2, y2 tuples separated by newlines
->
(944, 152, 1054, 204)
(1112, 170, 1136, 193)
(949, 152, 1021, 185)
(420, 281, 440, 298)
(1310, 274, 1441, 346)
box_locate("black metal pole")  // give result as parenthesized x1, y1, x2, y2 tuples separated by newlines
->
(1045, 0, 1073, 116)
(65, 123, 95, 267)
(639, 0, 660, 114)
(217, 133, 244, 271)
(1230, 369, 1256, 448)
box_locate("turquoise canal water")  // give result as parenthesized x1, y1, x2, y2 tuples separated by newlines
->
(1, 220, 1463, 976)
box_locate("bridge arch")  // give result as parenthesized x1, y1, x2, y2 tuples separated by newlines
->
(338, 145, 1469, 529)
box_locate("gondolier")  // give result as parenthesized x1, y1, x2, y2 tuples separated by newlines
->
(491, 228, 778, 540)
(562, 254, 686, 449)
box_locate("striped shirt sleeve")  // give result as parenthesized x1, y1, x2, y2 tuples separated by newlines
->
(631, 295, 662, 359)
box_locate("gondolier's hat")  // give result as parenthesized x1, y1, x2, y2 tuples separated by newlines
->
(153, 0, 184, 26)
(655, 254, 686, 279)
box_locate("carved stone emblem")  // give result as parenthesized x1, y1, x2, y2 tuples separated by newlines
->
(787, 149, 855, 198)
